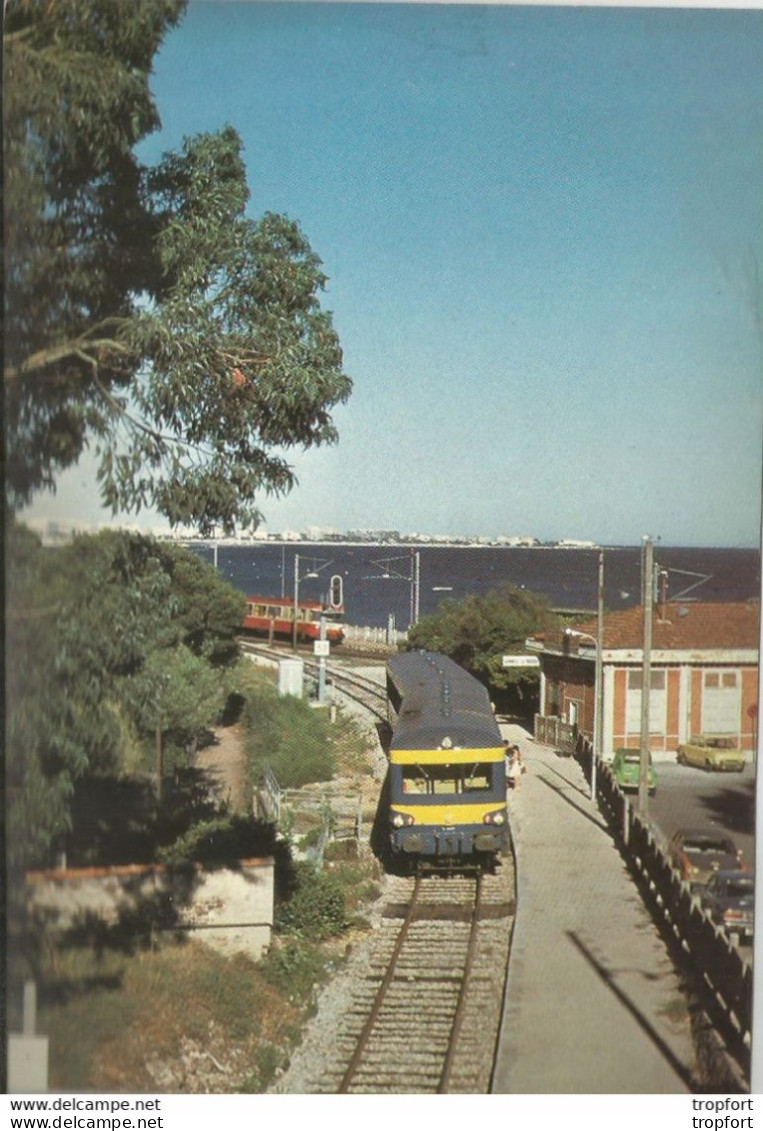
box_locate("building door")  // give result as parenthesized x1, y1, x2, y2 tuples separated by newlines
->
(701, 671, 741, 734)
(626, 669, 667, 737)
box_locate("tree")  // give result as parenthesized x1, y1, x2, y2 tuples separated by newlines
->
(4, 0, 352, 533)
(6, 524, 245, 869)
(406, 583, 559, 714)
(121, 644, 226, 794)
(151, 540, 246, 666)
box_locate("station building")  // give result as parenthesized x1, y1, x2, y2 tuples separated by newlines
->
(529, 600, 759, 758)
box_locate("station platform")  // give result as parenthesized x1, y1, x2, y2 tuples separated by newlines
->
(491, 726, 698, 1094)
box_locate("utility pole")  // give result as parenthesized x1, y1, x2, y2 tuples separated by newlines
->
(638, 536, 654, 814)
(410, 550, 421, 627)
(318, 615, 327, 704)
(293, 553, 300, 651)
(592, 549, 604, 802)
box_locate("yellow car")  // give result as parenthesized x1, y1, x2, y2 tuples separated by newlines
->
(676, 735, 745, 773)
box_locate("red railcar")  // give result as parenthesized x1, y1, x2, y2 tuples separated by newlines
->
(242, 596, 345, 643)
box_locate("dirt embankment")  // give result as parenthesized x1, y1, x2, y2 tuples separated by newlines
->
(195, 725, 250, 815)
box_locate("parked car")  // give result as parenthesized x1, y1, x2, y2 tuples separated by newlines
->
(667, 828, 744, 888)
(611, 748, 657, 795)
(676, 734, 745, 772)
(700, 870, 755, 943)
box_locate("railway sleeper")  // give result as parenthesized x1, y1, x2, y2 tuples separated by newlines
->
(358, 1046, 451, 1062)
(354, 1069, 448, 1083)
(361, 1060, 449, 1072)
(361, 1022, 458, 1040)
(371, 1000, 461, 1017)
(363, 1021, 456, 1035)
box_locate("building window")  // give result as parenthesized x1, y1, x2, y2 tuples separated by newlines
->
(627, 670, 666, 692)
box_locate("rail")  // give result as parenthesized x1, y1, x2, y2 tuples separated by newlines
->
(333, 869, 513, 1093)
(240, 638, 388, 722)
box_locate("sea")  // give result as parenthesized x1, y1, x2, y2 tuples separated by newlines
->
(187, 542, 761, 632)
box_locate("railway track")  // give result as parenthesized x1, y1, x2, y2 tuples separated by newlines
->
(304, 865, 516, 1094)
(238, 639, 388, 721)
(245, 637, 517, 1093)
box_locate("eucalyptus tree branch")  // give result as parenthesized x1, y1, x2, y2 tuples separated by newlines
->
(4, 336, 131, 382)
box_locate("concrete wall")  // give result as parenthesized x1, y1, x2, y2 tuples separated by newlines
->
(26, 858, 274, 960)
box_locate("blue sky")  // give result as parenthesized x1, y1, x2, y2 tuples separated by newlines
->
(26, 1, 763, 546)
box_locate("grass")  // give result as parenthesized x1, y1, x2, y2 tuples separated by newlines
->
(39, 939, 308, 1092)
(34, 848, 384, 1093)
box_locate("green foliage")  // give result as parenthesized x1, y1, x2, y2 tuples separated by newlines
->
(275, 862, 348, 942)
(324, 856, 383, 920)
(241, 673, 336, 788)
(6, 523, 243, 870)
(4, 0, 188, 505)
(156, 814, 276, 867)
(120, 644, 224, 768)
(407, 582, 559, 703)
(259, 940, 331, 1003)
(153, 542, 246, 665)
(4, 1, 352, 533)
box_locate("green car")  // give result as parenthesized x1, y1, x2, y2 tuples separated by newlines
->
(611, 748, 657, 795)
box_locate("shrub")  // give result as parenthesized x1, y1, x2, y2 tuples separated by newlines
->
(259, 939, 330, 1002)
(275, 861, 347, 941)
(241, 672, 335, 788)
(157, 814, 278, 866)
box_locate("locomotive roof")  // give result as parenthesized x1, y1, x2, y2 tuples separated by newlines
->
(387, 651, 502, 751)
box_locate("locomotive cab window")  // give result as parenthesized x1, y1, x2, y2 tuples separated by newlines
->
(401, 769, 428, 794)
(400, 763, 494, 795)
(462, 764, 491, 791)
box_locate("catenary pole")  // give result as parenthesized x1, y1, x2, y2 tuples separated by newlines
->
(293, 553, 299, 651)
(638, 536, 653, 814)
(592, 550, 604, 802)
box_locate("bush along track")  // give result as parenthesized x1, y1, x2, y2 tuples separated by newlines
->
(33, 667, 385, 1093)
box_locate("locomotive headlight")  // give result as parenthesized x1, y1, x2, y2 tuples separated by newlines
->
(391, 810, 414, 828)
(483, 809, 506, 826)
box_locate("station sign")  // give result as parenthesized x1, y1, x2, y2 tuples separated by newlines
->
(502, 655, 540, 668)
(313, 640, 330, 657)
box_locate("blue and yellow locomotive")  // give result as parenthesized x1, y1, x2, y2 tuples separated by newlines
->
(386, 650, 509, 868)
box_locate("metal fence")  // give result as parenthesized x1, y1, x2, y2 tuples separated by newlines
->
(256, 763, 282, 823)
(534, 715, 752, 1082)
(342, 623, 406, 647)
(533, 713, 578, 754)
(255, 764, 363, 862)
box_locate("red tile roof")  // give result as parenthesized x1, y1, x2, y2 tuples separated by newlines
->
(570, 601, 760, 651)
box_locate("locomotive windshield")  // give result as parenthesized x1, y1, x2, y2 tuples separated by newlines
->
(401, 763, 494, 795)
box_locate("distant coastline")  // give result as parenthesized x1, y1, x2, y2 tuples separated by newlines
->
(20, 516, 761, 554)
(173, 537, 758, 552)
